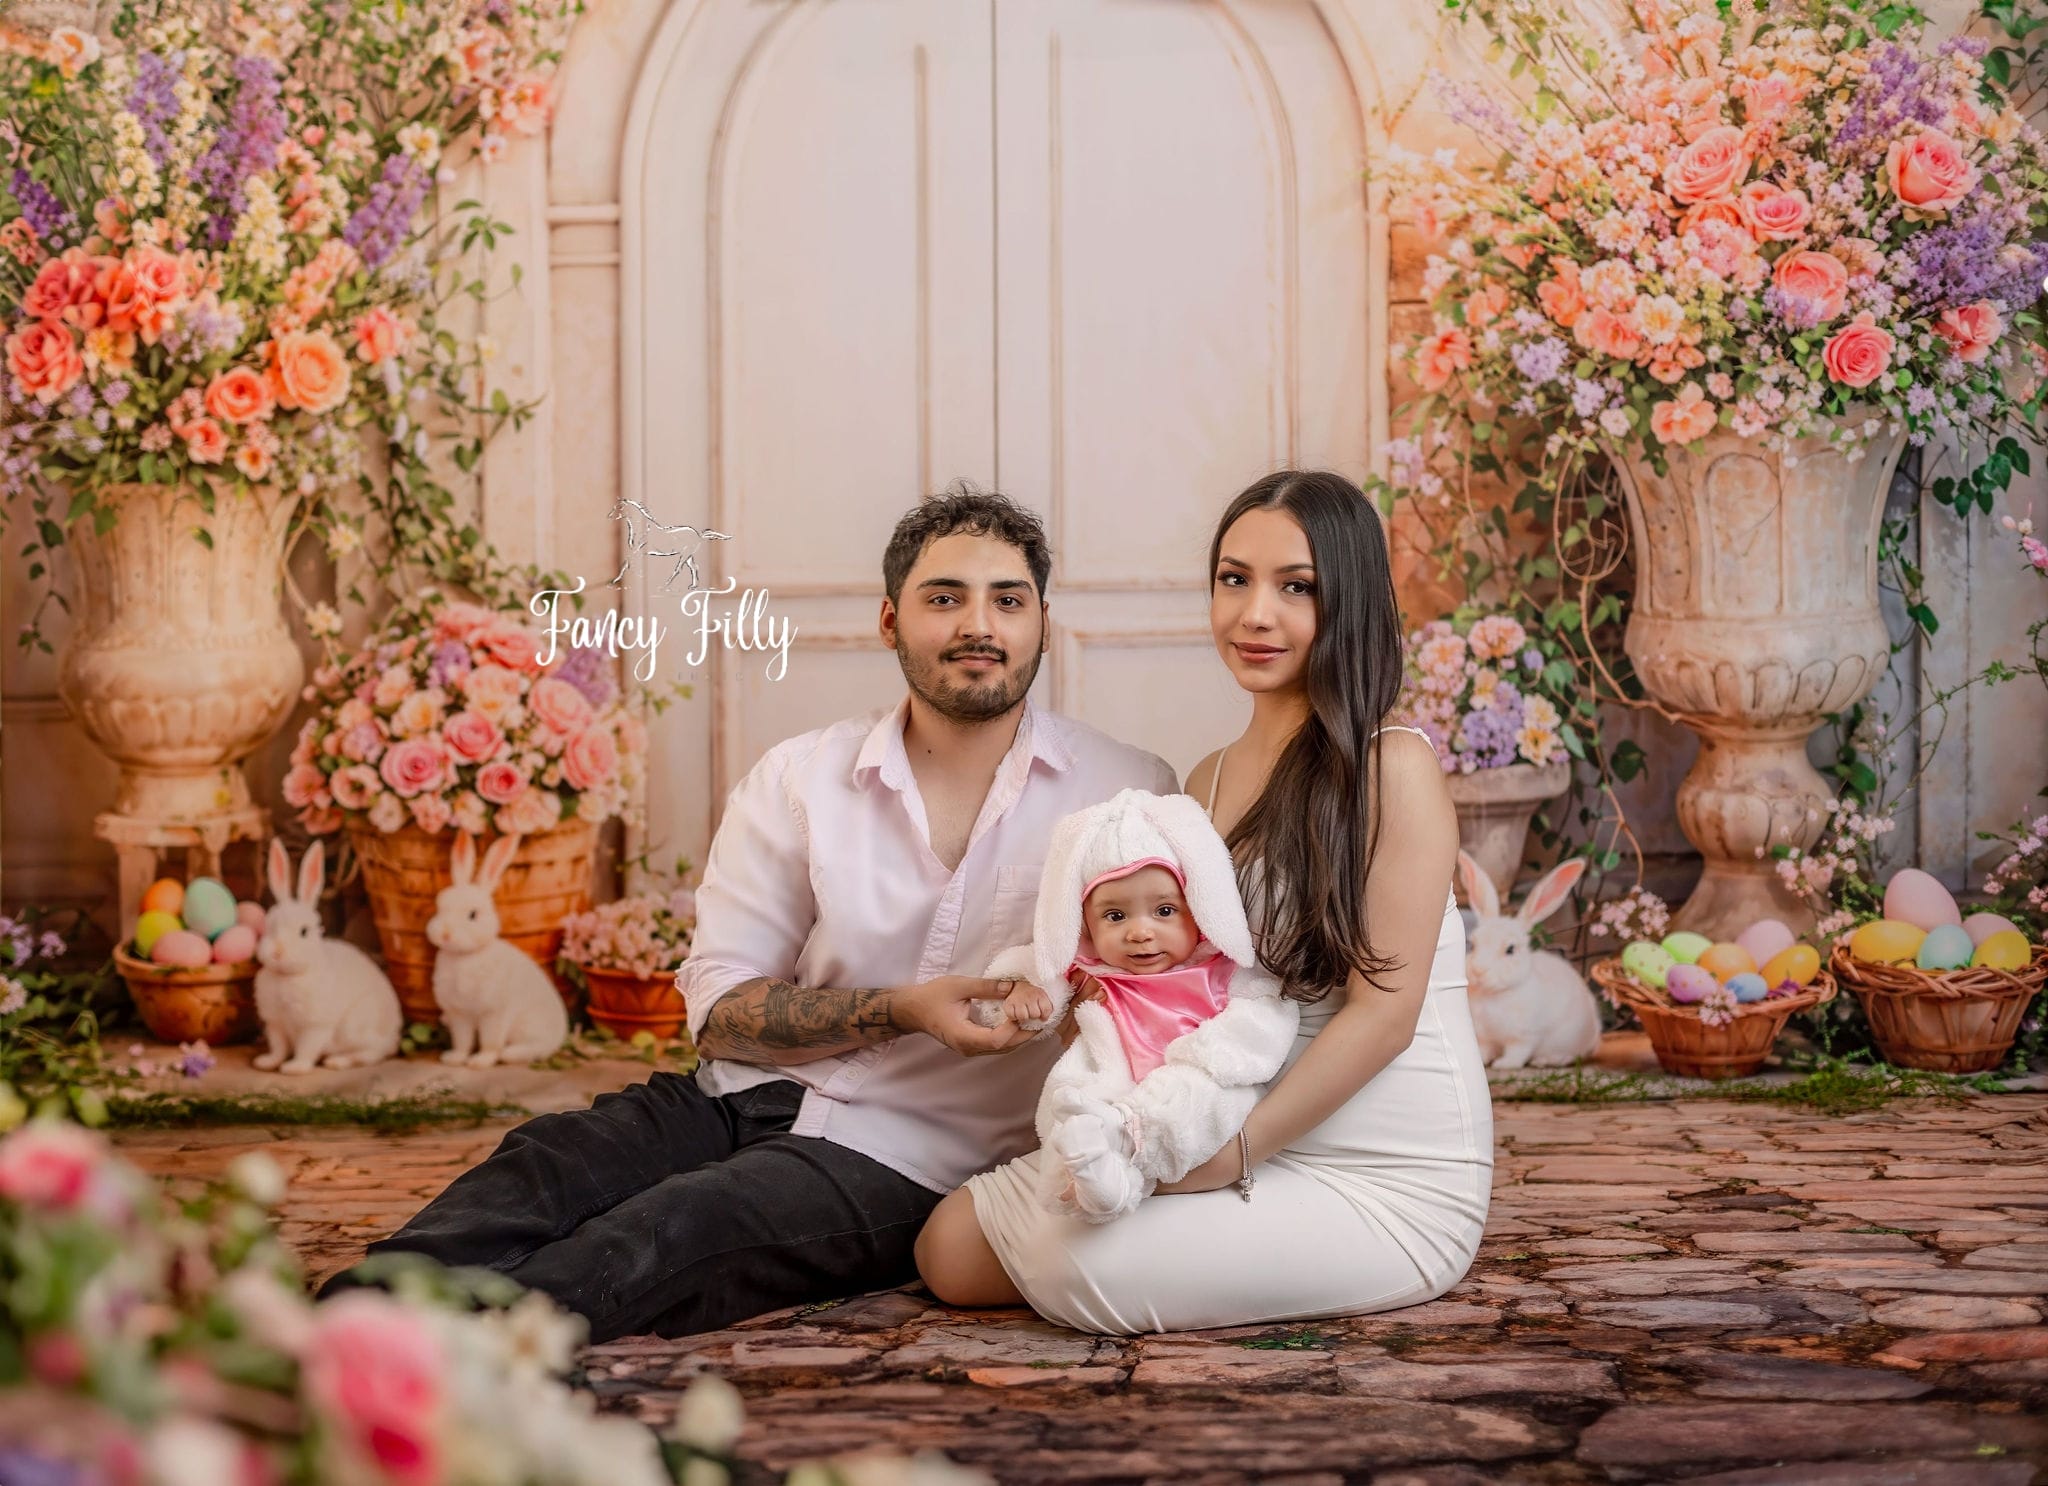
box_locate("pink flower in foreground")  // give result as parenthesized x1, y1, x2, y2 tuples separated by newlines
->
(301, 1294, 446, 1486)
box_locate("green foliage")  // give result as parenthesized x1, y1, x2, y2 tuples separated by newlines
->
(0, 909, 134, 1128)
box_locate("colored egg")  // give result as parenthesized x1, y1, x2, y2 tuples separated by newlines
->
(1849, 919, 1927, 966)
(1621, 940, 1676, 990)
(133, 910, 183, 957)
(1915, 923, 1976, 972)
(1725, 971, 1770, 1003)
(1883, 868, 1962, 932)
(1962, 912, 2021, 947)
(181, 877, 237, 940)
(149, 929, 212, 968)
(1736, 918, 1796, 968)
(210, 924, 257, 964)
(1666, 963, 1718, 1003)
(1660, 931, 1712, 965)
(1760, 943, 1821, 989)
(1696, 943, 1758, 983)
(1972, 930, 2033, 972)
(235, 901, 267, 936)
(139, 878, 184, 916)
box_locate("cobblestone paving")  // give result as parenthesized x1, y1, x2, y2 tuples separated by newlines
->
(115, 1094, 2048, 1483)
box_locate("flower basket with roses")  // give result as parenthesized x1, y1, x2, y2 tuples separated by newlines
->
(558, 884, 696, 1043)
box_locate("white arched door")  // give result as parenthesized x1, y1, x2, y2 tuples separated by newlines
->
(621, 0, 1370, 865)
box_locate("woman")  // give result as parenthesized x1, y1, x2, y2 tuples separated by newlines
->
(913, 469, 1492, 1334)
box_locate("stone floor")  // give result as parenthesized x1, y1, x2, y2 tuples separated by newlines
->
(112, 1090, 2048, 1484)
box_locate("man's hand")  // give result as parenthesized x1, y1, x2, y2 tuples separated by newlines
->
(896, 975, 1045, 1057)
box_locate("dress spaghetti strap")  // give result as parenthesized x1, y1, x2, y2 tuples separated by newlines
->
(1374, 724, 1435, 750)
(1205, 744, 1227, 816)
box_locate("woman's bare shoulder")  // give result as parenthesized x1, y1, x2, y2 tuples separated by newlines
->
(1373, 729, 1455, 826)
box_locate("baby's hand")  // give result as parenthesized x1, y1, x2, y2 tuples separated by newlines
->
(1004, 980, 1055, 1028)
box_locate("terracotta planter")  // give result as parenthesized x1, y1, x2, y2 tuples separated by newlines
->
(113, 946, 260, 1044)
(1446, 761, 1572, 905)
(56, 482, 304, 822)
(345, 817, 597, 1025)
(1612, 422, 1907, 940)
(580, 965, 691, 1041)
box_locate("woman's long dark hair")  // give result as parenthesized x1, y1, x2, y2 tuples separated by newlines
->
(1211, 470, 1405, 1002)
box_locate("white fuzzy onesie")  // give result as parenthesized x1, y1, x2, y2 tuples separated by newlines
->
(981, 788, 1299, 1222)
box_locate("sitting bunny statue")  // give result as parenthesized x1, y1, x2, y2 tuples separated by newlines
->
(427, 833, 568, 1068)
(1459, 850, 1601, 1068)
(254, 839, 404, 1073)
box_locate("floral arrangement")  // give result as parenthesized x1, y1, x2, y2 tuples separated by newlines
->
(1392, 608, 1575, 772)
(285, 590, 646, 839)
(0, 0, 585, 650)
(560, 888, 695, 980)
(1385, 0, 2048, 470)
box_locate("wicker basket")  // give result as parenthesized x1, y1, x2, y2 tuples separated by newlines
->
(580, 965, 691, 1042)
(1828, 940, 2046, 1073)
(1590, 958, 1837, 1080)
(346, 817, 597, 1025)
(114, 946, 260, 1044)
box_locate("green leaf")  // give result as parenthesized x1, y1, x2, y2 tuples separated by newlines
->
(1611, 739, 1647, 783)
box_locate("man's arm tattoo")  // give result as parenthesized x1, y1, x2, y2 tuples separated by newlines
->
(699, 978, 900, 1065)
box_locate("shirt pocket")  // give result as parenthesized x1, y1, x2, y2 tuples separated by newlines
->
(987, 863, 1042, 953)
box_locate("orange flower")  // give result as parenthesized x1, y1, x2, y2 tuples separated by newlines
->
(351, 306, 411, 365)
(5, 320, 83, 404)
(1650, 385, 1719, 445)
(1537, 268, 1585, 329)
(205, 366, 277, 425)
(1575, 307, 1643, 361)
(234, 442, 274, 481)
(1933, 301, 2002, 364)
(184, 418, 229, 465)
(1414, 327, 1473, 391)
(21, 255, 97, 322)
(265, 329, 353, 414)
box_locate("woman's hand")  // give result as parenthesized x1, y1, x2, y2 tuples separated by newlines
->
(1152, 1134, 1247, 1195)
(1055, 968, 1106, 1049)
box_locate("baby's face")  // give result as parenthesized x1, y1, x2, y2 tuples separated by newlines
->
(1084, 866, 1199, 973)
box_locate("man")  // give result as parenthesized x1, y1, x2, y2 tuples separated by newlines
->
(329, 485, 1176, 1340)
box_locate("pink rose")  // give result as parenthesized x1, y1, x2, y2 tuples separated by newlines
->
(1737, 182, 1811, 241)
(282, 763, 327, 808)
(1663, 124, 1749, 204)
(441, 709, 504, 764)
(432, 602, 496, 645)
(1772, 249, 1849, 324)
(0, 1123, 126, 1221)
(1575, 307, 1643, 361)
(477, 621, 541, 673)
(1822, 312, 1896, 389)
(301, 1295, 444, 1486)
(409, 794, 452, 834)
(529, 677, 593, 737)
(340, 721, 386, 764)
(329, 764, 381, 811)
(476, 760, 529, 805)
(1885, 129, 1976, 213)
(378, 737, 451, 799)
(1933, 300, 2002, 363)
(461, 663, 525, 719)
(562, 728, 619, 791)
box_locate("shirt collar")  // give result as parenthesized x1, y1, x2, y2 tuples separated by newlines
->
(854, 694, 1074, 791)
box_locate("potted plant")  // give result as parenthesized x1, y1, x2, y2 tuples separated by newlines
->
(559, 881, 696, 1042)
(1395, 608, 1574, 903)
(286, 590, 647, 1023)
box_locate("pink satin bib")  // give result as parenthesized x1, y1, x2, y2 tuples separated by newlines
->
(1070, 946, 1235, 1080)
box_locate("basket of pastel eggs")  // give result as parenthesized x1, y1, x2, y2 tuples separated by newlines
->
(114, 876, 268, 1045)
(1590, 921, 1836, 1080)
(1827, 869, 2046, 1074)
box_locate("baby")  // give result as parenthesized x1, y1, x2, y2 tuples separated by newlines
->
(974, 789, 1299, 1221)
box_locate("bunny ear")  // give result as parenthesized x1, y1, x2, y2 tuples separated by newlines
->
(1456, 850, 1500, 919)
(450, 832, 475, 887)
(268, 838, 294, 904)
(296, 840, 325, 905)
(1517, 856, 1587, 926)
(479, 834, 522, 891)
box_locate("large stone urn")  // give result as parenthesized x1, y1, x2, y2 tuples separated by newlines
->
(56, 482, 305, 822)
(1612, 422, 1906, 940)
(1446, 760, 1572, 905)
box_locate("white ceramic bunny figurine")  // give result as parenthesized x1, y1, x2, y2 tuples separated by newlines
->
(426, 833, 568, 1067)
(1459, 850, 1601, 1069)
(254, 839, 404, 1074)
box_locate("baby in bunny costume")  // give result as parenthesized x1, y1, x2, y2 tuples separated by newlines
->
(972, 788, 1299, 1221)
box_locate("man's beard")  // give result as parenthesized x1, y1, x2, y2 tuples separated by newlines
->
(897, 633, 1043, 723)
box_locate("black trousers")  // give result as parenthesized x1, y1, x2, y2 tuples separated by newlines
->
(321, 1073, 943, 1341)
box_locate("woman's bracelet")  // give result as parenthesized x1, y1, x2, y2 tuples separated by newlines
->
(1236, 1129, 1254, 1202)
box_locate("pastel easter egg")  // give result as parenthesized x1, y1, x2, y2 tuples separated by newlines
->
(1883, 868, 1962, 932)
(1962, 912, 2021, 947)
(210, 924, 257, 964)
(235, 900, 267, 936)
(139, 878, 184, 917)
(1915, 923, 1976, 972)
(149, 929, 212, 968)
(1725, 971, 1770, 1003)
(1759, 943, 1821, 989)
(1849, 919, 1926, 966)
(1666, 963, 1718, 1003)
(181, 877, 237, 940)
(133, 910, 183, 958)
(1736, 918, 1796, 968)
(1972, 930, 2033, 972)
(1659, 931, 1712, 965)
(1621, 940, 1676, 990)
(1696, 943, 1758, 984)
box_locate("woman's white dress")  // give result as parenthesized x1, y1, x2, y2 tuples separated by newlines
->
(960, 733, 1494, 1334)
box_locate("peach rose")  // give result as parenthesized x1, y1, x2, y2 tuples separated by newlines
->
(529, 677, 593, 737)
(1414, 327, 1472, 391)
(329, 764, 381, 811)
(409, 794, 452, 834)
(1737, 182, 1811, 242)
(1772, 249, 1849, 324)
(234, 443, 273, 482)
(498, 74, 553, 137)
(475, 759, 528, 806)
(1679, 198, 1749, 237)
(183, 418, 228, 465)
(562, 727, 618, 791)
(441, 710, 504, 764)
(265, 328, 353, 414)
(1464, 282, 1511, 329)
(1933, 301, 2002, 363)
(1886, 129, 1976, 213)
(351, 307, 408, 365)
(282, 763, 327, 808)
(1821, 313, 1895, 388)
(1742, 72, 1800, 122)
(6, 320, 83, 405)
(205, 366, 276, 425)
(1575, 307, 1643, 361)
(378, 737, 451, 799)
(126, 244, 185, 303)
(495, 787, 562, 837)
(1663, 124, 1750, 204)
(1537, 271, 1585, 329)
(460, 663, 525, 719)
(20, 256, 97, 321)
(1650, 383, 1719, 445)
